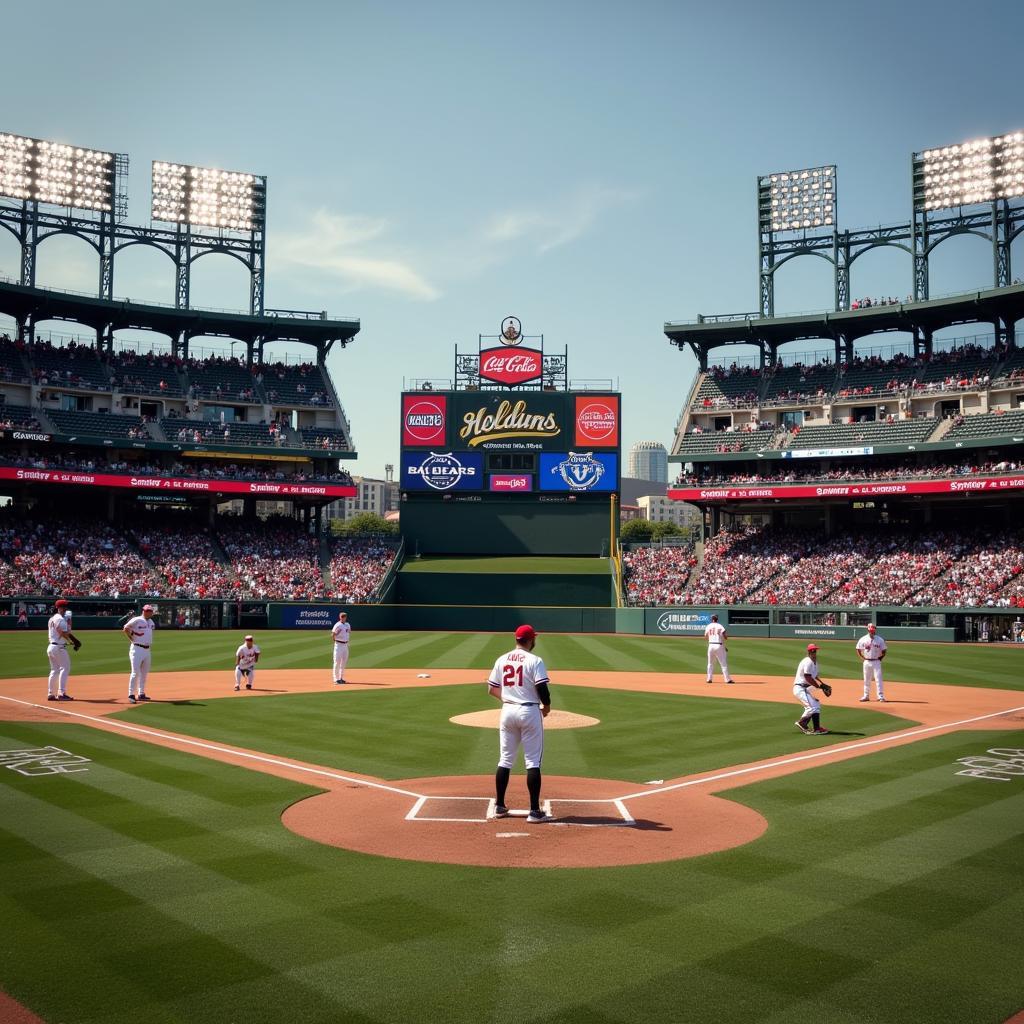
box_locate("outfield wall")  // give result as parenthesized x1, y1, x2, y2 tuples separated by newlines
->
(397, 570, 615, 608)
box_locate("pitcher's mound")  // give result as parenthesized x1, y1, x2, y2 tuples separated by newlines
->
(450, 709, 599, 729)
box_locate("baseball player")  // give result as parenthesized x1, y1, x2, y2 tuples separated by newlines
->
(331, 611, 351, 685)
(793, 643, 830, 735)
(235, 635, 261, 691)
(704, 613, 734, 684)
(487, 624, 552, 823)
(46, 599, 81, 702)
(123, 605, 156, 704)
(856, 624, 887, 702)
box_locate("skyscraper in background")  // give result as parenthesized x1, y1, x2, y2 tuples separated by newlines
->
(627, 441, 668, 483)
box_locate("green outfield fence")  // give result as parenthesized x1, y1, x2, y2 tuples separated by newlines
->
(5, 596, 1015, 640)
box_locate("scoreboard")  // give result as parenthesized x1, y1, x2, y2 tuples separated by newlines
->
(399, 390, 621, 555)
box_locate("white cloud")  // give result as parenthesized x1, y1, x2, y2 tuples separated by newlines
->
(483, 183, 640, 254)
(276, 209, 440, 301)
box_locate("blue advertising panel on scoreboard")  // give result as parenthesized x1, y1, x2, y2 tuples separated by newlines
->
(401, 451, 484, 491)
(539, 452, 618, 492)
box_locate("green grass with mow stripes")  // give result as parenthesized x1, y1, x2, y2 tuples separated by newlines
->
(1, 629, 1021, 689)
(0, 717, 1021, 1024)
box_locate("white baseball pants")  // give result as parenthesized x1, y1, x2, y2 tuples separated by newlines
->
(332, 642, 349, 682)
(235, 666, 257, 689)
(794, 683, 821, 716)
(498, 703, 545, 770)
(47, 644, 71, 696)
(862, 660, 884, 699)
(707, 644, 731, 681)
(128, 645, 151, 697)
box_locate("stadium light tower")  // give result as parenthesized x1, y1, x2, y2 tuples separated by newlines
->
(0, 131, 119, 212)
(150, 160, 267, 314)
(911, 129, 1024, 300)
(757, 164, 838, 318)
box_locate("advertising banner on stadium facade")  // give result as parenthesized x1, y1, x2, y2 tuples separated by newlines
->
(489, 474, 533, 492)
(402, 394, 448, 447)
(453, 394, 567, 451)
(478, 347, 543, 386)
(0, 467, 356, 498)
(400, 451, 484, 491)
(277, 605, 346, 628)
(574, 395, 619, 448)
(667, 473, 1024, 503)
(539, 452, 618, 492)
(646, 609, 716, 634)
(0, 430, 52, 443)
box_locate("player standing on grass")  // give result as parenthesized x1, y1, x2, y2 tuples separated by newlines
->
(235, 635, 260, 691)
(332, 611, 351, 685)
(704, 613, 734, 684)
(487, 624, 552, 823)
(793, 643, 830, 735)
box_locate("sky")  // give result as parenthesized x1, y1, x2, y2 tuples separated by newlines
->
(2, 0, 1023, 477)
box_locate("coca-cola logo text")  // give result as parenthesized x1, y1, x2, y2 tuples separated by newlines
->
(479, 347, 543, 385)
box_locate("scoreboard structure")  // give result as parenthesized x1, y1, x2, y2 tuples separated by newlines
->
(399, 380, 621, 556)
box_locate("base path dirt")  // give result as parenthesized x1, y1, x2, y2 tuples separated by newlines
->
(1, 669, 1021, 869)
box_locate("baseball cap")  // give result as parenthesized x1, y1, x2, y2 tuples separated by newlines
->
(806, 643, 819, 652)
(515, 624, 537, 642)
(868, 624, 877, 632)
(142, 604, 155, 612)
(54, 599, 68, 608)
(244, 634, 254, 640)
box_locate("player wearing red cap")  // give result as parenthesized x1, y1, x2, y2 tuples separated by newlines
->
(487, 625, 552, 823)
(793, 643, 830, 735)
(123, 605, 157, 704)
(45, 599, 80, 702)
(855, 623, 887, 702)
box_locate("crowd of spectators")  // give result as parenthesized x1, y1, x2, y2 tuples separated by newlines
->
(0, 452, 354, 485)
(622, 544, 697, 606)
(327, 537, 399, 602)
(217, 516, 325, 600)
(622, 524, 1024, 609)
(675, 458, 1024, 487)
(130, 521, 234, 599)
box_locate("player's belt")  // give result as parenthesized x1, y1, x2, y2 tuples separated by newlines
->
(504, 702, 539, 707)
(133, 643, 150, 648)
(48, 642, 66, 647)
(334, 640, 348, 643)
(708, 642, 723, 645)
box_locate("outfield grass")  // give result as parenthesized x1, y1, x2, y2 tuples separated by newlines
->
(1, 629, 1021, 689)
(1, 716, 1021, 1024)
(399, 555, 612, 573)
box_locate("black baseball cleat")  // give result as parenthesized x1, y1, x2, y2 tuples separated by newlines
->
(47, 695, 58, 701)
(57, 694, 74, 701)
(137, 694, 151, 701)
(493, 805, 509, 818)
(335, 680, 346, 685)
(527, 811, 550, 824)
(234, 685, 241, 691)
(128, 695, 137, 704)
(794, 720, 810, 734)
(245, 684, 253, 690)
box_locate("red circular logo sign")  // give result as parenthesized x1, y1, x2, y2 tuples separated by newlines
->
(577, 401, 616, 441)
(404, 400, 446, 444)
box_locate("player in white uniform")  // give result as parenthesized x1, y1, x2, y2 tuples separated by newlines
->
(123, 605, 156, 704)
(487, 624, 552, 823)
(703, 614, 734, 684)
(856, 624, 887, 702)
(793, 643, 830, 735)
(234, 635, 261, 690)
(46, 599, 80, 701)
(331, 611, 351, 685)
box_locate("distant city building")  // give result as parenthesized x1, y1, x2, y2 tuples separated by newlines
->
(619, 504, 642, 522)
(628, 441, 668, 483)
(326, 476, 399, 523)
(638, 495, 699, 529)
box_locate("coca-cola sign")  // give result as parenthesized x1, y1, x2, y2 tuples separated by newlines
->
(479, 346, 543, 386)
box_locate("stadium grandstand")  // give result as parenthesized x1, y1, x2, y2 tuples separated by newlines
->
(0, 131, 402, 631)
(649, 133, 1024, 641)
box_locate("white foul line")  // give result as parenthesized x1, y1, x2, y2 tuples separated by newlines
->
(0, 694, 424, 800)
(617, 703, 1024, 802)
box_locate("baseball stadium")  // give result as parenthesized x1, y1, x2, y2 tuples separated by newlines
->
(2, 110, 1024, 1024)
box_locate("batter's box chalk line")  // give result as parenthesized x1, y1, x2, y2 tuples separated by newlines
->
(404, 795, 635, 827)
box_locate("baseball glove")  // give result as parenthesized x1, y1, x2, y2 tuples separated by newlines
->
(820, 683, 832, 698)
(71, 639, 82, 652)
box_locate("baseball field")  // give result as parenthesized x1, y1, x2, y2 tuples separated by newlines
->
(1, 629, 1022, 1024)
